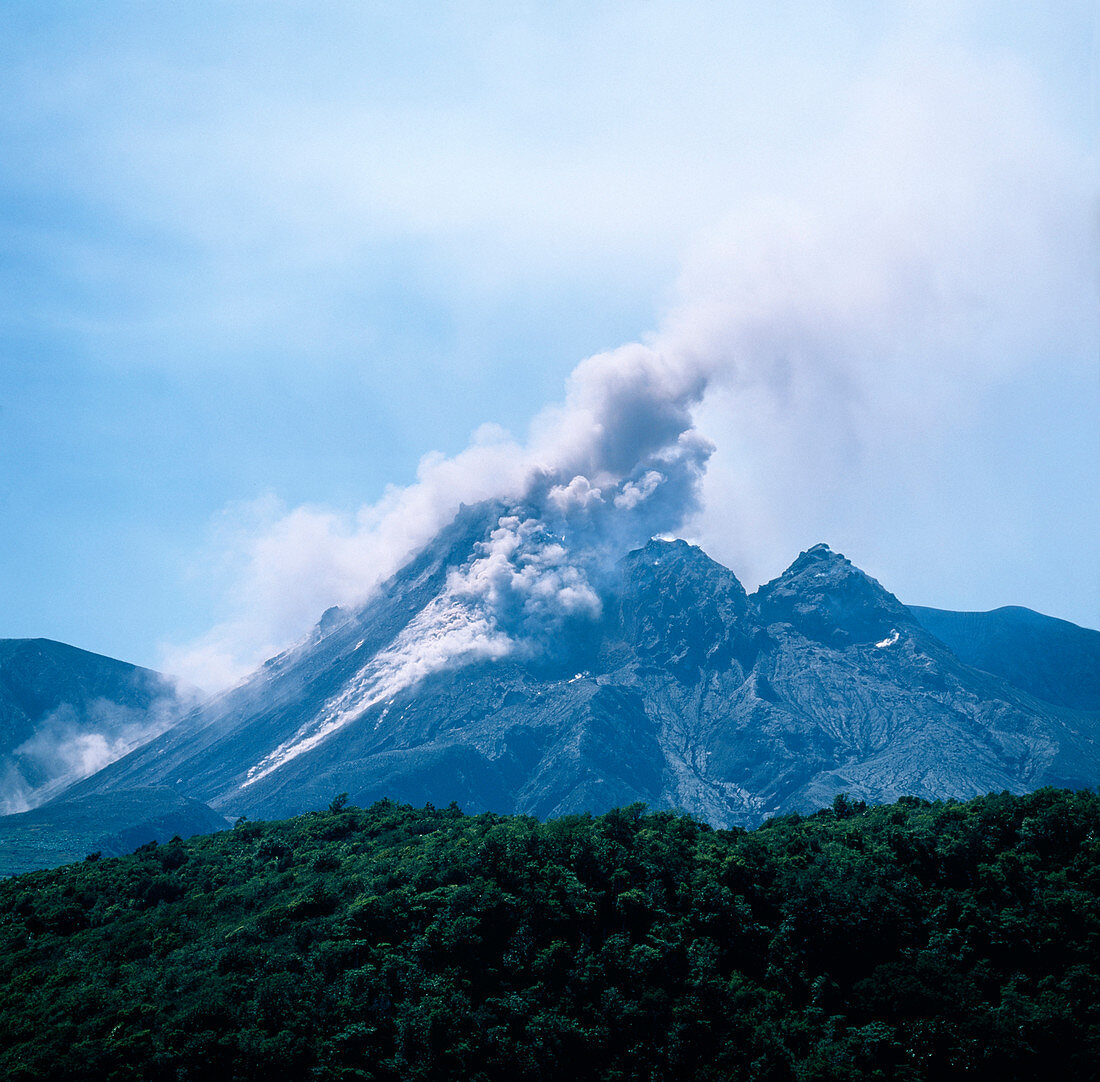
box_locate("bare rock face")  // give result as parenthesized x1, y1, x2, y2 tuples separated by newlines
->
(58, 512, 1100, 833)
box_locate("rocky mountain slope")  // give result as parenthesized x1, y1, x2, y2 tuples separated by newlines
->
(56, 505, 1100, 834)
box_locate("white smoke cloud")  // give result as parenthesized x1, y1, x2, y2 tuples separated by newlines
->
(615, 471, 665, 511)
(0, 697, 182, 814)
(163, 19, 1096, 690)
(547, 475, 604, 513)
(672, 43, 1096, 601)
(447, 515, 604, 636)
(165, 339, 713, 690)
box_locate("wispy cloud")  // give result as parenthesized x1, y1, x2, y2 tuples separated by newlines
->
(682, 39, 1097, 605)
(0, 695, 183, 814)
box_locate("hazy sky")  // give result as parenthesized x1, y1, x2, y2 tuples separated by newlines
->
(1, 1, 1096, 685)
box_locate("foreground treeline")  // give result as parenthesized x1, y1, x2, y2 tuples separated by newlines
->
(1, 789, 1097, 1081)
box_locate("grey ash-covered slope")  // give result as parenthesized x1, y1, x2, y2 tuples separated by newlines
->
(64, 514, 1100, 830)
(59, 504, 500, 813)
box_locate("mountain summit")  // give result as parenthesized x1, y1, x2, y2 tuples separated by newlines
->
(755, 542, 919, 645)
(58, 511, 1100, 834)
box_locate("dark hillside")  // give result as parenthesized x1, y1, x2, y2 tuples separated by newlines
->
(0, 789, 1097, 1081)
(908, 605, 1100, 711)
(0, 639, 182, 814)
(0, 788, 231, 877)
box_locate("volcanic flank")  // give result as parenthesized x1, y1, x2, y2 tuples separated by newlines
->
(53, 504, 1100, 836)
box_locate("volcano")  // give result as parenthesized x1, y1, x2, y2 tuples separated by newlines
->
(47, 503, 1098, 844)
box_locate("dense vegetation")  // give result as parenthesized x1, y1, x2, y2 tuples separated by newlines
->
(0, 788, 1097, 1081)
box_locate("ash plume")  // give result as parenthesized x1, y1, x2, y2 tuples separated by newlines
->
(167, 339, 716, 691)
(163, 38, 1095, 692)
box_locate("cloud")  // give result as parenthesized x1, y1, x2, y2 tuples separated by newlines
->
(160, 9, 1097, 690)
(163, 342, 713, 690)
(159, 424, 532, 689)
(616, 471, 665, 511)
(671, 41, 1097, 601)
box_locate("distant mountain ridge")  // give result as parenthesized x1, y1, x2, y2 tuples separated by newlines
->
(907, 604, 1100, 711)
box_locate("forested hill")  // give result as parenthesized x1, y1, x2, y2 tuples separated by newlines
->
(1, 790, 1098, 1081)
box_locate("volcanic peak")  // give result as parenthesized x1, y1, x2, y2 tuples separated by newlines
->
(752, 543, 915, 646)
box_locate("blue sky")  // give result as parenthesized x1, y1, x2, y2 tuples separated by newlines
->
(1, 1, 1096, 686)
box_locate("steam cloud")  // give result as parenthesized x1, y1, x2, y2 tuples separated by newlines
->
(168, 342, 715, 690)
(0, 696, 182, 814)
(163, 38, 1095, 693)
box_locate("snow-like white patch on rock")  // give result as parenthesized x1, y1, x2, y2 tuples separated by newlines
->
(241, 594, 512, 788)
(241, 512, 605, 789)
